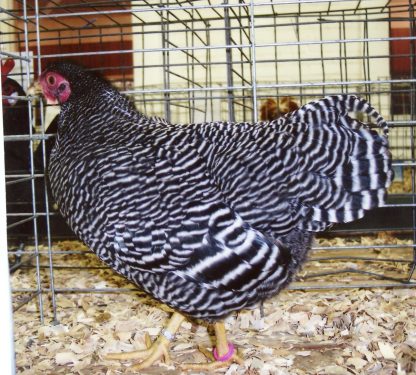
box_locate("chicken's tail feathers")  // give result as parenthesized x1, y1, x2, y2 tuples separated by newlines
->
(290, 94, 389, 137)
(331, 94, 389, 137)
(283, 94, 393, 232)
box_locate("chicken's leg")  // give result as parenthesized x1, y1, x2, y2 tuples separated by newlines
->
(104, 311, 185, 370)
(183, 321, 244, 371)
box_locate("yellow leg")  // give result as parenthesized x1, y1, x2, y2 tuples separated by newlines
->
(214, 322, 232, 357)
(104, 312, 185, 370)
(183, 321, 244, 371)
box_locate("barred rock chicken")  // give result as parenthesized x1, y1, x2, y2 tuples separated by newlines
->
(39, 62, 393, 371)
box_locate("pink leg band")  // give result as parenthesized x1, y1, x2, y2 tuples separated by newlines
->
(213, 343, 235, 362)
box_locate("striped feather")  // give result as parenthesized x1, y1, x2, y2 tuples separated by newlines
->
(44, 63, 393, 321)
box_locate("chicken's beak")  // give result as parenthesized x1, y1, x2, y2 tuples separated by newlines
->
(27, 80, 42, 96)
(28, 79, 59, 106)
(27, 79, 60, 132)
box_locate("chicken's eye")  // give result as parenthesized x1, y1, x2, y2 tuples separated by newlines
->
(47, 75, 55, 85)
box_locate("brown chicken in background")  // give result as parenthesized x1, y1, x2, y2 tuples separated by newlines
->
(260, 96, 299, 121)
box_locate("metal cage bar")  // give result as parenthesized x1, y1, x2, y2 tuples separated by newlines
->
(1, 0, 416, 329)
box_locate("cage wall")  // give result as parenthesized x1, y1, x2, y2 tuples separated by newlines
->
(1, 0, 415, 325)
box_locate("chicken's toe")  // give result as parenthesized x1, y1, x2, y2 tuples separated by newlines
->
(182, 343, 244, 371)
(103, 312, 185, 369)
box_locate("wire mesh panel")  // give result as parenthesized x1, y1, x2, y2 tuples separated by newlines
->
(1, 0, 415, 328)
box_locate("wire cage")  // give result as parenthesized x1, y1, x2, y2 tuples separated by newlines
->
(1, 0, 416, 357)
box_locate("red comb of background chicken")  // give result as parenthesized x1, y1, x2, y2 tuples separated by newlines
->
(1, 59, 15, 85)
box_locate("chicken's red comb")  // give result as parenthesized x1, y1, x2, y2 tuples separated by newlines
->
(1, 59, 15, 85)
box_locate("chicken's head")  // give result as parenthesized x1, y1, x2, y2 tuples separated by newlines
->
(39, 70, 71, 105)
(2, 79, 21, 107)
(40, 62, 109, 107)
(1, 59, 23, 107)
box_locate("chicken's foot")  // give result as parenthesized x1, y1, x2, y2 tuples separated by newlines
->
(104, 311, 185, 370)
(182, 321, 244, 371)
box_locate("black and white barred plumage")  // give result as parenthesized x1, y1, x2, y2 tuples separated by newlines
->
(43, 62, 393, 321)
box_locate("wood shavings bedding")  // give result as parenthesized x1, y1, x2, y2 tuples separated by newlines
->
(11, 237, 416, 374)
(389, 167, 412, 194)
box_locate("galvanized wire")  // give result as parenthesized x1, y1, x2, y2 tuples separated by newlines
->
(2, 0, 416, 324)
